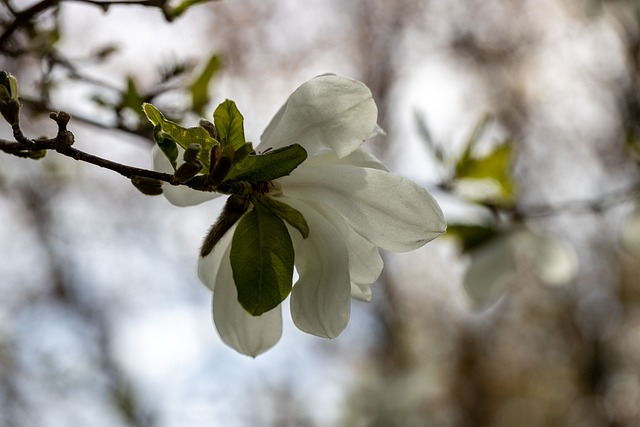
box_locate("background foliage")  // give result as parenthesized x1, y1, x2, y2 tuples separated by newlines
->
(1, 0, 640, 426)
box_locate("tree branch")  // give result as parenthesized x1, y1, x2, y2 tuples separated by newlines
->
(516, 181, 640, 218)
(0, 111, 213, 193)
(0, 136, 172, 180)
(0, 0, 60, 49)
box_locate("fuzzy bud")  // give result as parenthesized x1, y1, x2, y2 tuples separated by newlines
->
(131, 176, 164, 196)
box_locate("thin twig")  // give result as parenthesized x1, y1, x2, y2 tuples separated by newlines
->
(0, 136, 172, 180)
(0, 0, 58, 48)
(516, 181, 640, 218)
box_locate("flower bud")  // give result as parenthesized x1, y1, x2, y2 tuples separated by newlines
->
(208, 155, 231, 187)
(0, 71, 20, 124)
(199, 119, 219, 140)
(173, 160, 203, 184)
(131, 175, 163, 196)
(183, 143, 201, 164)
(200, 195, 249, 257)
(0, 71, 18, 101)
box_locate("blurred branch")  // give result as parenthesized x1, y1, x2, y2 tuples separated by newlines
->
(19, 96, 152, 137)
(516, 180, 640, 218)
(0, 0, 218, 48)
(18, 181, 157, 426)
(0, 0, 58, 49)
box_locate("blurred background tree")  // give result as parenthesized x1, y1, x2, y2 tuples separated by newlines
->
(1, 0, 640, 426)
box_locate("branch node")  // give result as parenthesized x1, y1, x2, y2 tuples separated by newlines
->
(50, 111, 71, 130)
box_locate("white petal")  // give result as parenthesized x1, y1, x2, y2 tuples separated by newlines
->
(351, 282, 372, 302)
(513, 229, 578, 286)
(464, 235, 515, 308)
(259, 75, 378, 158)
(308, 148, 388, 172)
(210, 242, 283, 357)
(282, 198, 352, 338)
(279, 163, 446, 252)
(152, 146, 219, 207)
(307, 200, 384, 289)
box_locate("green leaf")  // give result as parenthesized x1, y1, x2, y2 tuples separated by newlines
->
(213, 99, 246, 154)
(142, 102, 163, 124)
(143, 103, 217, 173)
(446, 224, 497, 252)
(120, 77, 144, 114)
(254, 195, 309, 238)
(414, 110, 445, 163)
(189, 53, 221, 116)
(456, 114, 491, 174)
(153, 124, 179, 170)
(455, 143, 515, 204)
(0, 84, 10, 102)
(0, 71, 17, 101)
(225, 144, 307, 183)
(230, 203, 294, 316)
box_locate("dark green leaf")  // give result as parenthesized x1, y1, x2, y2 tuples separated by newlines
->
(213, 99, 246, 154)
(233, 142, 254, 164)
(230, 202, 294, 316)
(255, 195, 309, 239)
(153, 124, 179, 170)
(143, 103, 217, 173)
(121, 77, 144, 114)
(225, 144, 307, 183)
(0, 72, 11, 100)
(446, 224, 497, 252)
(189, 53, 221, 116)
(0, 84, 10, 103)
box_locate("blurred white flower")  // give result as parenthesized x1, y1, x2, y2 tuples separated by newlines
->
(464, 227, 579, 308)
(155, 75, 446, 356)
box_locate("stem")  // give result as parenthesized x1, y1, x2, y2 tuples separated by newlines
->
(0, 110, 213, 192)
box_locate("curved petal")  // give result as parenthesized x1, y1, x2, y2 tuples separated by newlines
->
(278, 163, 447, 252)
(308, 148, 388, 172)
(306, 200, 384, 289)
(463, 235, 514, 308)
(281, 197, 351, 338)
(259, 75, 378, 158)
(152, 146, 219, 207)
(210, 241, 283, 357)
(351, 282, 372, 302)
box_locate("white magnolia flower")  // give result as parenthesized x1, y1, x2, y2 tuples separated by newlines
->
(154, 75, 446, 356)
(463, 227, 579, 308)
